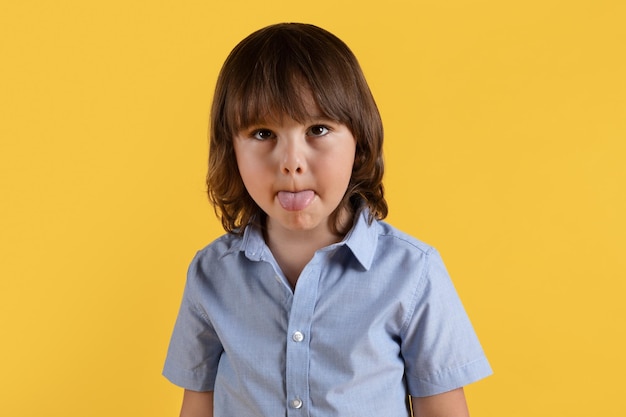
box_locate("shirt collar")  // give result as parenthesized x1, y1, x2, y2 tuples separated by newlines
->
(341, 208, 378, 271)
(239, 208, 378, 270)
(240, 223, 266, 262)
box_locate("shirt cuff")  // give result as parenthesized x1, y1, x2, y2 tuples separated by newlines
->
(162, 361, 216, 392)
(407, 355, 493, 397)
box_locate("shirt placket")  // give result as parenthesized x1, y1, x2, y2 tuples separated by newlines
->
(285, 259, 321, 416)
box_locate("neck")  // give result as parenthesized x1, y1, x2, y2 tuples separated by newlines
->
(265, 218, 349, 289)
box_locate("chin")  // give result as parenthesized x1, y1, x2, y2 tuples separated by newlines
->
(277, 213, 325, 232)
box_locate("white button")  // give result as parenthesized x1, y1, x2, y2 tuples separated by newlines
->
(290, 398, 303, 409)
(292, 331, 304, 342)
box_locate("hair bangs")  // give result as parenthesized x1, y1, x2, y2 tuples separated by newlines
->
(227, 69, 333, 131)
(222, 26, 357, 132)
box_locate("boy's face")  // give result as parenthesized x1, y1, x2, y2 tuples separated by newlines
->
(233, 95, 356, 239)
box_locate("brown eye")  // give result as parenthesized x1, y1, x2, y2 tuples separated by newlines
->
(252, 129, 274, 141)
(308, 125, 330, 137)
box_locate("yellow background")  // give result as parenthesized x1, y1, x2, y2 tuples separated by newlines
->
(1, 0, 624, 415)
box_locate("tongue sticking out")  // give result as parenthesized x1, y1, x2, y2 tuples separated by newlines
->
(277, 190, 315, 211)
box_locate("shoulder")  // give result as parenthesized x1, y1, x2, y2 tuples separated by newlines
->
(345, 210, 438, 271)
(367, 219, 449, 279)
(186, 233, 245, 283)
(375, 220, 436, 256)
(194, 232, 243, 260)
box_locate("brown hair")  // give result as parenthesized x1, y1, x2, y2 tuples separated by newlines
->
(207, 23, 387, 234)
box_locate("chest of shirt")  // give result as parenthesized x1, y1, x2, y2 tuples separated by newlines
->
(195, 245, 422, 363)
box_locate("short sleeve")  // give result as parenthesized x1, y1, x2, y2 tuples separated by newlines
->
(401, 248, 492, 397)
(162, 255, 223, 391)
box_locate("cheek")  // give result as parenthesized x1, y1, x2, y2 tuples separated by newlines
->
(237, 160, 257, 188)
(234, 148, 256, 177)
(331, 145, 356, 180)
(235, 152, 269, 196)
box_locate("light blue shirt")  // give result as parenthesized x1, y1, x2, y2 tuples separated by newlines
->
(163, 209, 492, 416)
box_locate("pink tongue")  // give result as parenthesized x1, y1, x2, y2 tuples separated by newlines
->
(277, 190, 315, 211)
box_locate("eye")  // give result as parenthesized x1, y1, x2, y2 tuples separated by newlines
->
(307, 125, 330, 137)
(251, 129, 275, 141)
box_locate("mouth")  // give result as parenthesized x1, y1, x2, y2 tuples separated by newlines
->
(276, 190, 315, 211)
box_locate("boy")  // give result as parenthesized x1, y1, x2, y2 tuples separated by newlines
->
(164, 23, 491, 416)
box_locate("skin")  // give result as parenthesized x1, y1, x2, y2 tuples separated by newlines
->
(180, 390, 213, 417)
(411, 388, 470, 417)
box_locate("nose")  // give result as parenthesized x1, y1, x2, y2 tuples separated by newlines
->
(279, 138, 306, 175)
